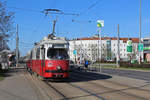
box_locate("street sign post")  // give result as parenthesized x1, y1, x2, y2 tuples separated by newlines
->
(97, 20, 104, 73)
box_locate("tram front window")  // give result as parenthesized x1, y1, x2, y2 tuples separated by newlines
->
(47, 48, 69, 60)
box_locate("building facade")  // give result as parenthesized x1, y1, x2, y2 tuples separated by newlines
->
(69, 37, 143, 62)
(142, 38, 150, 62)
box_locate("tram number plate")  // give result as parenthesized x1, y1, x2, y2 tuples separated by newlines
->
(56, 74, 62, 77)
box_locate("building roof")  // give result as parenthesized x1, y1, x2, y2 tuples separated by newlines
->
(74, 37, 140, 43)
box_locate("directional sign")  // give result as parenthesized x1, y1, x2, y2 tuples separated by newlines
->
(138, 43, 144, 52)
(127, 46, 132, 52)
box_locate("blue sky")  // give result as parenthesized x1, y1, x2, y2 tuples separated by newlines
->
(5, 0, 150, 56)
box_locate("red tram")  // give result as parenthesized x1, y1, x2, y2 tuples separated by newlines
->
(26, 35, 69, 79)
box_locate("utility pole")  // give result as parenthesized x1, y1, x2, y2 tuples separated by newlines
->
(97, 20, 104, 72)
(97, 33, 100, 72)
(139, 0, 142, 64)
(100, 28, 102, 72)
(16, 24, 19, 67)
(2, 39, 4, 50)
(97, 28, 102, 72)
(117, 24, 120, 67)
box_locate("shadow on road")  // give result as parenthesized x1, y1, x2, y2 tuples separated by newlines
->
(69, 70, 112, 83)
(0, 68, 26, 78)
(0, 70, 12, 78)
(48, 70, 112, 83)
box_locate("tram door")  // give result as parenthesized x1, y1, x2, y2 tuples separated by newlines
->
(41, 45, 45, 76)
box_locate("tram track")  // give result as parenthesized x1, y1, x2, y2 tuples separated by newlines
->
(67, 82, 106, 100)
(70, 71, 150, 100)
(45, 79, 106, 100)
(72, 70, 150, 92)
(44, 81, 69, 100)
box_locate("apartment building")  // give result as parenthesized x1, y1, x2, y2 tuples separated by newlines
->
(142, 38, 150, 62)
(69, 37, 143, 62)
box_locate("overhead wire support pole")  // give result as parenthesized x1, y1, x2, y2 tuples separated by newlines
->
(98, 28, 102, 72)
(139, 0, 142, 64)
(16, 24, 19, 67)
(117, 24, 120, 67)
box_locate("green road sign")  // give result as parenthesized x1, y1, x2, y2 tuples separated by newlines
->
(127, 46, 132, 52)
(127, 40, 132, 52)
(138, 43, 143, 52)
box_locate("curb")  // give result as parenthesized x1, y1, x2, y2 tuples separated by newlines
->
(101, 67, 150, 72)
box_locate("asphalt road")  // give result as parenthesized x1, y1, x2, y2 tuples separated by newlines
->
(74, 64, 150, 81)
(100, 68, 150, 81)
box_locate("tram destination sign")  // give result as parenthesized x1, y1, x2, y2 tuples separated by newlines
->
(53, 44, 65, 48)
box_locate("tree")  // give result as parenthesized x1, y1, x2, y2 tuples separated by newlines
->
(0, 1, 14, 51)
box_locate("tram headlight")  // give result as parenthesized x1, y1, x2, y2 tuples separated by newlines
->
(56, 66, 61, 70)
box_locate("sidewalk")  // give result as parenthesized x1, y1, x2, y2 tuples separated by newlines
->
(0, 69, 40, 100)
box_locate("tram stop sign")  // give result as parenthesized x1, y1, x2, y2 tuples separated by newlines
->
(73, 50, 77, 55)
(138, 43, 144, 52)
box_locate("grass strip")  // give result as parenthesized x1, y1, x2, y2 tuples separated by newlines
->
(0, 70, 8, 81)
(90, 65, 150, 71)
(0, 74, 4, 81)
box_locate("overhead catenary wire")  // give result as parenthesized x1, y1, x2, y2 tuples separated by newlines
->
(8, 6, 79, 16)
(79, 0, 102, 16)
(19, 44, 33, 47)
(19, 41, 33, 45)
(8, 6, 43, 13)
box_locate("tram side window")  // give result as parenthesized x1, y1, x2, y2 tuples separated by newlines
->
(30, 51, 32, 59)
(36, 48, 40, 59)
